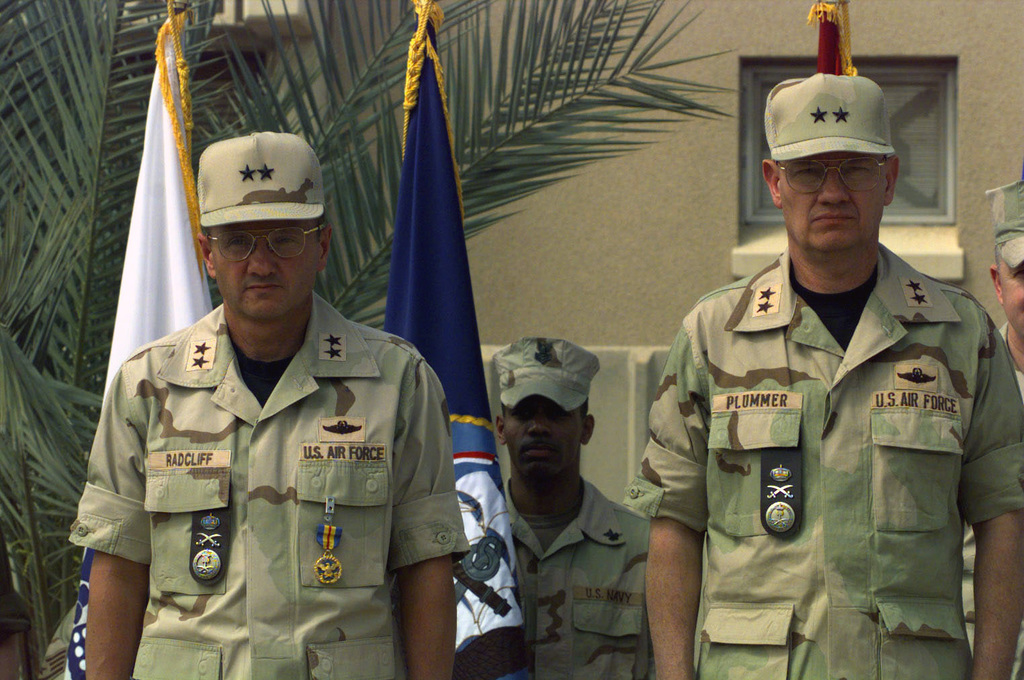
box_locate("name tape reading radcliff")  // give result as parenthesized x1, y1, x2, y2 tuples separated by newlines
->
(149, 450, 231, 469)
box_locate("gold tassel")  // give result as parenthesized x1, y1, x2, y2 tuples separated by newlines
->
(806, 0, 857, 77)
(401, 0, 465, 220)
(159, 1, 203, 270)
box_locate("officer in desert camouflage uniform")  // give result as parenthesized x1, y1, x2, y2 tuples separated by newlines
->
(70, 132, 467, 679)
(493, 338, 653, 679)
(962, 180, 1024, 677)
(623, 73, 1024, 680)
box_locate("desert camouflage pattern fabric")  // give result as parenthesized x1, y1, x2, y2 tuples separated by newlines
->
(765, 74, 894, 161)
(961, 323, 1024, 679)
(70, 295, 468, 679)
(510, 480, 653, 679)
(624, 246, 1024, 679)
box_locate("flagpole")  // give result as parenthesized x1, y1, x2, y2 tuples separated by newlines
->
(385, 2, 527, 676)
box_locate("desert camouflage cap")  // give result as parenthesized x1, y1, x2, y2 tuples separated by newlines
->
(198, 131, 324, 227)
(988, 180, 1024, 269)
(765, 73, 894, 161)
(494, 337, 599, 411)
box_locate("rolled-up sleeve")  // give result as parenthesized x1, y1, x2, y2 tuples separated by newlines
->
(69, 366, 151, 563)
(388, 356, 468, 570)
(959, 316, 1024, 525)
(624, 322, 711, 532)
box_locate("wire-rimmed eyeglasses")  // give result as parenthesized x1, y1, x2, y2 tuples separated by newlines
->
(777, 157, 888, 194)
(205, 225, 320, 262)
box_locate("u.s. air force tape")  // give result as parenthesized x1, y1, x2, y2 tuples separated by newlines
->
(190, 507, 230, 585)
(760, 450, 801, 537)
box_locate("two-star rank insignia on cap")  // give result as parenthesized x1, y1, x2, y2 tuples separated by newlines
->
(319, 333, 346, 361)
(239, 164, 275, 181)
(186, 336, 217, 372)
(901, 278, 932, 308)
(833, 107, 849, 122)
(753, 285, 780, 317)
(811, 106, 827, 123)
(603, 529, 621, 541)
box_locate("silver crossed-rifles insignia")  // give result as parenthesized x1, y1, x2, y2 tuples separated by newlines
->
(766, 484, 793, 499)
(195, 532, 222, 547)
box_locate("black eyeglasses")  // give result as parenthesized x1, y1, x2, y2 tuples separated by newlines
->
(777, 157, 887, 193)
(205, 225, 320, 261)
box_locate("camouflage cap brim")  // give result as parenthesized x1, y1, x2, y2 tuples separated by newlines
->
(499, 379, 588, 412)
(200, 202, 324, 228)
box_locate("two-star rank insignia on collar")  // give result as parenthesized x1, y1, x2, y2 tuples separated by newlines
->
(603, 529, 620, 541)
(186, 336, 217, 372)
(901, 278, 932, 308)
(753, 285, 780, 317)
(319, 333, 346, 362)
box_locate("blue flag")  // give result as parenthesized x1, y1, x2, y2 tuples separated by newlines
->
(384, 4, 527, 678)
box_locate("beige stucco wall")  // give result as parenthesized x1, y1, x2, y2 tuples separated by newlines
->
(468, 0, 1024, 348)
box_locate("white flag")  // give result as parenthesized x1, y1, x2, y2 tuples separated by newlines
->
(104, 18, 212, 392)
(66, 15, 211, 679)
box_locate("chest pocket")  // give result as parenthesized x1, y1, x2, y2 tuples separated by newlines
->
(297, 459, 389, 588)
(145, 463, 230, 595)
(572, 598, 644, 679)
(707, 403, 802, 537)
(871, 404, 963, 532)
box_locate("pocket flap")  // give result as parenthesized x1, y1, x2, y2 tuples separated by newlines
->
(709, 407, 801, 450)
(573, 598, 643, 637)
(703, 604, 793, 645)
(307, 636, 394, 680)
(870, 408, 963, 454)
(144, 468, 229, 513)
(297, 459, 389, 505)
(134, 637, 221, 679)
(877, 599, 965, 640)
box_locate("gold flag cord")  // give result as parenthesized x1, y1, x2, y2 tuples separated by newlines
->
(450, 414, 495, 432)
(807, 0, 858, 76)
(402, 0, 465, 219)
(158, 1, 204, 271)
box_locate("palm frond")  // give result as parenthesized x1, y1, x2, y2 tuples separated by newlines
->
(216, 0, 725, 329)
(0, 0, 223, 658)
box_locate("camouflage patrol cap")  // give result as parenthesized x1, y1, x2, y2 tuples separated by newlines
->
(494, 337, 599, 411)
(198, 132, 324, 227)
(988, 180, 1024, 268)
(765, 73, 894, 161)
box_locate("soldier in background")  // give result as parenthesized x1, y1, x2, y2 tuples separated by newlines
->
(962, 179, 1024, 676)
(70, 132, 467, 679)
(624, 73, 1024, 679)
(493, 337, 653, 679)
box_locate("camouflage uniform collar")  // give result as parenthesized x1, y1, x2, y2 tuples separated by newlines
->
(576, 480, 627, 546)
(727, 245, 960, 334)
(508, 479, 625, 557)
(158, 294, 380, 389)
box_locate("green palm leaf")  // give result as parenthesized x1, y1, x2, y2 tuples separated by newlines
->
(218, 0, 725, 329)
(0, 0, 222, 658)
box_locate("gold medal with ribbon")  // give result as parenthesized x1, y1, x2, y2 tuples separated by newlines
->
(314, 496, 342, 584)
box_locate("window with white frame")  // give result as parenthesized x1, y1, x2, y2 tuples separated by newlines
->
(740, 58, 957, 226)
